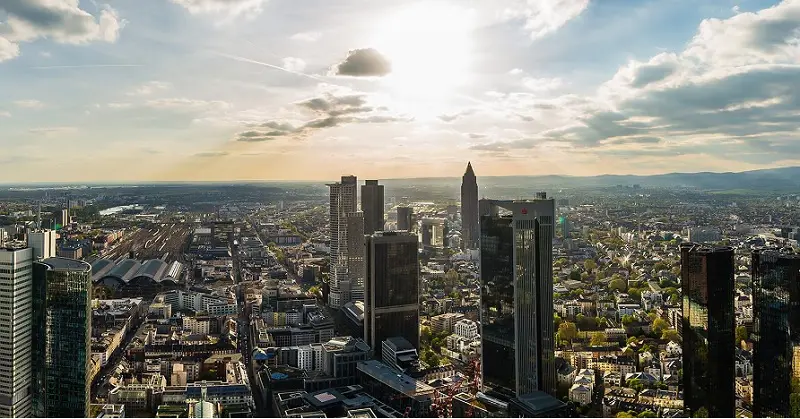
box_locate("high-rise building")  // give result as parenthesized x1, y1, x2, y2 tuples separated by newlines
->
(479, 196, 557, 402)
(361, 180, 384, 235)
(460, 162, 479, 250)
(27, 229, 56, 260)
(328, 175, 358, 308)
(364, 232, 419, 360)
(0, 242, 34, 417)
(420, 218, 445, 248)
(396, 207, 412, 232)
(32, 257, 93, 418)
(346, 212, 366, 302)
(680, 243, 735, 418)
(751, 248, 800, 417)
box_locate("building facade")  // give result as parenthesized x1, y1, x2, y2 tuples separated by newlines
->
(364, 232, 420, 360)
(0, 243, 34, 417)
(328, 175, 358, 308)
(479, 197, 556, 400)
(680, 243, 735, 418)
(27, 229, 57, 260)
(460, 162, 479, 250)
(361, 180, 384, 235)
(32, 257, 93, 417)
(751, 248, 800, 417)
(397, 207, 413, 232)
(346, 212, 366, 302)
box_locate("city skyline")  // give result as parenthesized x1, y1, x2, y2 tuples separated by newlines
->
(2, 0, 799, 182)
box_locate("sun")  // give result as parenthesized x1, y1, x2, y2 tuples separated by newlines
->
(372, 2, 475, 119)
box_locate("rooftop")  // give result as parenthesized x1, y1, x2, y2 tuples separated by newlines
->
(40, 256, 91, 272)
(356, 360, 434, 398)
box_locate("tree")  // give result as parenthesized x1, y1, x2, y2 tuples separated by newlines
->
(622, 315, 635, 326)
(554, 313, 563, 329)
(661, 329, 681, 342)
(610, 278, 627, 292)
(637, 410, 657, 418)
(569, 271, 582, 281)
(616, 412, 635, 418)
(628, 378, 644, 392)
(736, 326, 748, 343)
(652, 318, 670, 335)
(558, 322, 578, 343)
(445, 269, 459, 288)
(627, 336, 639, 345)
(791, 393, 800, 418)
(653, 261, 668, 272)
(576, 314, 586, 329)
(628, 287, 642, 300)
(584, 259, 597, 273)
(692, 407, 708, 418)
(421, 327, 432, 345)
(590, 332, 607, 346)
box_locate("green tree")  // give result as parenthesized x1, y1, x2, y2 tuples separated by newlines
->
(445, 269, 459, 288)
(622, 315, 635, 326)
(628, 378, 644, 392)
(569, 271, 582, 281)
(616, 412, 635, 418)
(791, 393, 800, 418)
(554, 313, 563, 329)
(590, 332, 607, 346)
(637, 410, 657, 418)
(627, 336, 639, 345)
(558, 321, 578, 343)
(653, 261, 668, 272)
(662, 329, 680, 342)
(736, 326, 748, 343)
(652, 318, 670, 335)
(692, 407, 708, 418)
(421, 327, 432, 345)
(584, 259, 597, 273)
(628, 287, 642, 300)
(610, 278, 627, 292)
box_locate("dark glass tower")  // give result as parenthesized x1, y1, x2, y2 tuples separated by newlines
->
(364, 232, 419, 360)
(32, 257, 93, 418)
(479, 197, 556, 400)
(751, 248, 800, 417)
(461, 162, 479, 250)
(397, 206, 412, 231)
(680, 243, 735, 418)
(361, 180, 384, 235)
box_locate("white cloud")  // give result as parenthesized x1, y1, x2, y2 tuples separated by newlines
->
(28, 126, 77, 136)
(145, 98, 232, 111)
(127, 81, 171, 96)
(169, 0, 267, 16)
(0, 1, 124, 62)
(522, 77, 564, 92)
(499, 0, 591, 39)
(13, 100, 44, 109)
(282, 57, 307, 72)
(290, 31, 322, 42)
(0, 111, 11, 118)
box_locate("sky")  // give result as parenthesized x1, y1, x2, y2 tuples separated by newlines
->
(0, 0, 799, 182)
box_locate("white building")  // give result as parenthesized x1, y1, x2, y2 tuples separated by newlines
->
(569, 384, 592, 405)
(454, 319, 478, 339)
(0, 243, 34, 417)
(297, 345, 313, 371)
(27, 229, 57, 260)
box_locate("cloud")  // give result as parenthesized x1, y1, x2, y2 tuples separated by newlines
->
(28, 126, 77, 136)
(194, 151, 229, 157)
(128, 81, 171, 96)
(522, 77, 564, 92)
(13, 99, 44, 109)
(0, 111, 11, 118)
(235, 130, 288, 142)
(0, 0, 124, 62)
(282, 57, 306, 72)
(145, 98, 231, 111)
(500, 0, 591, 40)
(169, 0, 267, 16)
(475, 0, 800, 165)
(291, 31, 322, 42)
(334, 48, 392, 77)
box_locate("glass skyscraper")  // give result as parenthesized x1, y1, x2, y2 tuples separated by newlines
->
(364, 231, 419, 360)
(32, 257, 93, 418)
(751, 248, 800, 417)
(479, 196, 557, 401)
(680, 243, 735, 418)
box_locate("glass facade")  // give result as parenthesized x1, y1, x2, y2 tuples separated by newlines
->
(365, 232, 419, 360)
(479, 199, 556, 400)
(751, 248, 800, 418)
(32, 257, 92, 418)
(680, 244, 735, 418)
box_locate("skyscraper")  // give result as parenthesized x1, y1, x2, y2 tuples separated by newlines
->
(479, 196, 557, 402)
(361, 180, 385, 235)
(32, 257, 92, 418)
(347, 211, 366, 302)
(364, 231, 419, 360)
(396, 206, 412, 231)
(680, 243, 735, 418)
(0, 242, 34, 417)
(461, 162, 479, 250)
(27, 228, 56, 260)
(328, 175, 358, 308)
(751, 248, 800, 417)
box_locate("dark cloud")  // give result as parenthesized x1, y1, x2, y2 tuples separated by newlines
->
(235, 130, 288, 142)
(630, 61, 678, 88)
(0, 0, 121, 45)
(334, 48, 392, 77)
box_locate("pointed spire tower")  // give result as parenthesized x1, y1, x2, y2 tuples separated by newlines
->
(460, 162, 479, 250)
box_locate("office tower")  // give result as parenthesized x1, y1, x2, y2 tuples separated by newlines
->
(32, 257, 92, 418)
(680, 243, 735, 418)
(0, 243, 34, 417)
(751, 248, 800, 417)
(397, 206, 412, 231)
(560, 216, 570, 239)
(479, 196, 557, 400)
(460, 162, 479, 250)
(421, 218, 445, 248)
(347, 212, 366, 302)
(364, 232, 419, 360)
(328, 175, 358, 308)
(56, 208, 69, 228)
(27, 228, 56, 260)
(361, 180, 385, 235)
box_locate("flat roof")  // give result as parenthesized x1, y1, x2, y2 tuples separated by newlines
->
(40, 257, 91, 272)
(356, 360, 434, 398)
(515, 391, 566, 414)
